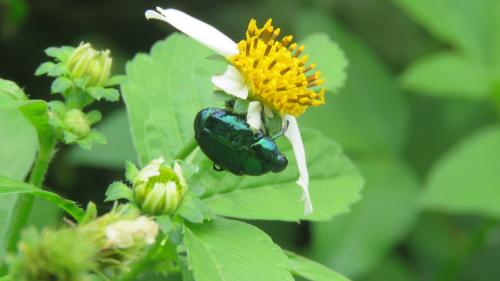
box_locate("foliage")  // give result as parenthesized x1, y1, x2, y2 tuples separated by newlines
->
(1, 0, 500, 280)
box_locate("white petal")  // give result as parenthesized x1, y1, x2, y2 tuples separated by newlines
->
(145, 8, 238, 56)
(137, 156, 164, 182)
(173, 161, 187, 187)
(211, 65, 248, 99)
(282, 115, 313, 215)
(247, 101, 263, 131)
(263, 105, 274, 118)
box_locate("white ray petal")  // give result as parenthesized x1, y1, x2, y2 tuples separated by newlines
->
(282, 115, 312, 215)
(145, 8, 238, 56)
(263, 105, 274, 118)
(211, 65, 248, 99)
(247, 101, 263, 131)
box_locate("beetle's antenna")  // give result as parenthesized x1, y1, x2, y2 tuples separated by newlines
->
(272, 120, 289, 140)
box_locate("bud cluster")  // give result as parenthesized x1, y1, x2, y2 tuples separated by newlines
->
(7, 204, 159, 281)
(35, 42, 123, 149)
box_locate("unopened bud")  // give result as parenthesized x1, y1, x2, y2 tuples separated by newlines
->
(105, 216, 159, 249)
(133, 157, 188, 215)
(66, 42, 112, 87)
(62, 108, 91, 138)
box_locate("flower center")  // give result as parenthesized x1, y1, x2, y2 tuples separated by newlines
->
(229, 19, 325, 117)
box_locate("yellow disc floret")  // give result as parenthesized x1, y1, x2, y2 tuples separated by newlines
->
(230, 19, 325, 116)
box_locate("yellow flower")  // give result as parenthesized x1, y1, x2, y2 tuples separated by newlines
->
(230, 19, 324, 117)
(145, 7, 319, 215)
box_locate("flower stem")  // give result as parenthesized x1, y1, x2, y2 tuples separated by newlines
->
(175, 138, 198, 161)
(6, 139, 56, 253)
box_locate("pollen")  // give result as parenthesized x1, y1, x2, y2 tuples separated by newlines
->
(230, 19, 325, 116)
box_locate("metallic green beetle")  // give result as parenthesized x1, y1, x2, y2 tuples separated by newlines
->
(194, 107, 288, 176)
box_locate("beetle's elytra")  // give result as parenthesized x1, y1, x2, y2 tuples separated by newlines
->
(194, 107, 288, 176)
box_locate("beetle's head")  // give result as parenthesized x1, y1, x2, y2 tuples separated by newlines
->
(272, 153, 288, 173)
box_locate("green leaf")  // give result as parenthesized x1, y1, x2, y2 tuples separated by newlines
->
(184, 218, 294, 281)
(196, 130, 363, 221)
(0, 78, 27, 100)
(51, 77, 73, 94)
(104, 75, 126, 87)
(362, 255, 418, 281)
(34, 61, 56, 76)
(47, 63, 67, 77)
(121, 33, 225, 165)
(421, 126, 500, 217)
(310, 157, 419, 277)
(125, 161, 139, 182)
(393, 0, 500, 65)
(401, 52, 490, 99)
(286, 251, 350, 281)
(45, 46, 74, 62)
(294, 9, 409, 155)
(66, 109, 136, 168)
(0, 90, 37, 260)
(105, 181, 133, 202)
(0, 175, 85, 222)
(300, 33, 348, 93)
(175, 196, 214, 224)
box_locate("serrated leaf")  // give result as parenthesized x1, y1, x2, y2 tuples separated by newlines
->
(300, 33, 348, 93)
(34, 61, 56, 76)
(155, 215, 173, 233)
(0, 175, 85, 222)
(310, 157, 419, 277)
(421, 126, 500, 217)
(104, 75, 126, 87)
(77, 130, 106, 150)
(184, 218, 294, 281)
(176, 196, 213, 223)
(47, 63, 67, 77)
(286, 251, 350, 281)
(295, 9, 409, 155)
(105, 181, 133, 202)
(195, 130, 363, 221)
(51, 77, 73, 94)
(125, 161, 139, 182)
(121, 33, 225, 165)
(45, 46, 74, 62)
(401, 52, 489, 99)
(101, 88, 120, 102)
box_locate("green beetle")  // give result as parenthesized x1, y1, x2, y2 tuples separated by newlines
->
(194, 107, 288, 176)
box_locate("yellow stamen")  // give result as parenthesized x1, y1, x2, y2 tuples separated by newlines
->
(229, 18, 325, 117)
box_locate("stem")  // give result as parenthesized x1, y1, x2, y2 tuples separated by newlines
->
(118, 243, 160, 281)
(6, 139, 56, 253)
(174, 138, 198, 161)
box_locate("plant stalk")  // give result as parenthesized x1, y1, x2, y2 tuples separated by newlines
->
(6, 139, 56, 253)
(174, 138, 198, 161)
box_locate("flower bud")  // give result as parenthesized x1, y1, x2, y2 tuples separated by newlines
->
(133, 157, 188, 215)
(105, 216, 159, 249)
(62, 108, 91, 138)
(66, 42, 112, 87)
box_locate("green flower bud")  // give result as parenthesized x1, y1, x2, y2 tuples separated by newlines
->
(62, 108, 91, 138)
(133, 157, 188, 215)
(8, 227, 98, 281)
(66, 42, 112, 87)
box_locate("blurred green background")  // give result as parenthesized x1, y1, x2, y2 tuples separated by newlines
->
(1, 0, 500, 280)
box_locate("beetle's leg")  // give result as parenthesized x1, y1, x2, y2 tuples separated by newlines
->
(272, 120, 290, 140)
(213, 163, 225, 172)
